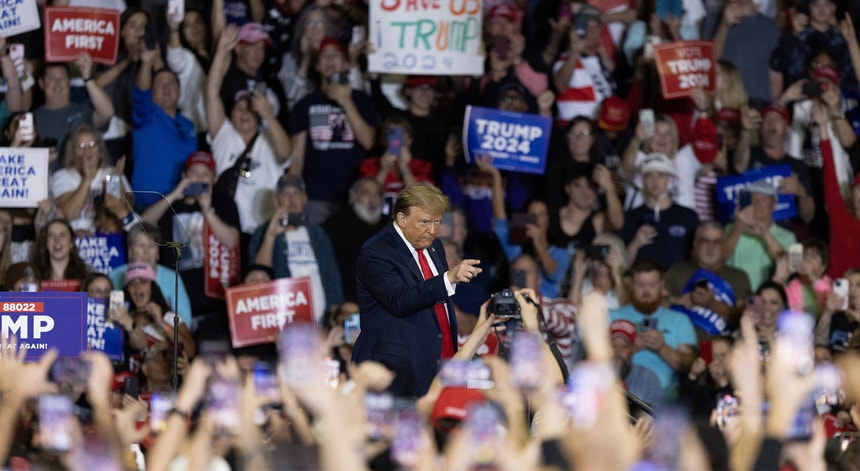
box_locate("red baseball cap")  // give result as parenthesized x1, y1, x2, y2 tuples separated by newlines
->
(405, 75, 438, 89)
(597, 96, 630, 132)
(185, 150, 216, 173)
(609, 319, 636, 344)
(715, 107, 741, 126)
(763, 105, 790, 124)
(319, 36, 346, 57)
(692, 118, 719, 164)
(487, 4, 517, 22)
(812, 64, 840, 86)
(430, 387, 486, 431)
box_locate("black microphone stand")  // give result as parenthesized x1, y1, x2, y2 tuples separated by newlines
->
(166, 241, 185, 393)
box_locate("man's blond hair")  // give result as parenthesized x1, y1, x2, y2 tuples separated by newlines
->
(393, 184, 450, 218)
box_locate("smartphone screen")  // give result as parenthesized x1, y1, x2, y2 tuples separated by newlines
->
(150, 392, 174, 434)
(639, 109, 655, 137)
(40, 394, 75, 453)
(279, 323, 320, 387)
(344, 313, 361, 345)
(387, 126, 404, 157)
(493, 35, 510, 60)
(18, 112, 33, 141)
(509, 331, 544, 390)
(168, 0, 184, 23)
(391, 408, 422, 468)
(207, 377, 241, 436)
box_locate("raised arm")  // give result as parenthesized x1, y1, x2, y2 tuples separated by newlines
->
(250, 92, 291, 164)
(76, 52, 114, 128)
(0, 37, 22, 112)
(205, 25, 238, 139)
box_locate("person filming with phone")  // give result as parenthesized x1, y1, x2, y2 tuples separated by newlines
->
(248, 173, 343, 325)
(141, 151, 240, 330)
(609, 258, 698, 401)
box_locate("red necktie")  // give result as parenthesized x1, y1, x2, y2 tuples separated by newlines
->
(417, 249, 454, 359)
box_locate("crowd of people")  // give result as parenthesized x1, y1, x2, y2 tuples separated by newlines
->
(3, 0, 860, 469)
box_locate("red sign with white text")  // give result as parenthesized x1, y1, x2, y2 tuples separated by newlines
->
(653, 41, 716, 100)
(226, 277, 315, 348)
(41, 279, 83, 292)
(203, 223, 241, 300)
(44, 7, 120, 65)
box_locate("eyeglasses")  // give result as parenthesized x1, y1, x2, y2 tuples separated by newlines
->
(568, 130, 592, 138)
(503, 96, 522, 105)
(307, 20, 324, 28)
(78, 140, 98, 149)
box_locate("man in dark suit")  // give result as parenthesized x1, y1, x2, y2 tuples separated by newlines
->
(352, 185, 482, 397)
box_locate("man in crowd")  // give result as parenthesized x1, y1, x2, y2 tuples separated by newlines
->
(248, 174, 343, 324)
(609, 259, 698, 400)
(352, 185, 482, 397)
(610, 319, 663, 407)
(34, 53, 115, 162)
(725, 180, 796, 291)
(621, 154, 700, 270)
(289, 36, 377, 225)
(322, 177, 387, 301)
(665, 221, 752, 340)
(131, 45, 197, 210)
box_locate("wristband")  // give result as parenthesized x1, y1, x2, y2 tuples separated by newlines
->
(83, 76, 94, 82)
(168, 407, 190, 420)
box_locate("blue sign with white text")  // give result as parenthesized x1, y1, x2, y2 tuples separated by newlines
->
(463, 105, 552, 175)
(87, 297, 124, 361)
(715, 165, 797, 223)
(0, 292, 87, 361)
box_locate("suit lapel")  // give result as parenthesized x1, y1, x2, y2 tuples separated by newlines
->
(386, 224, 424, 281)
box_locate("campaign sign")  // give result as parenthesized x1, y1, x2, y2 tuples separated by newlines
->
(670, 269, 737, 335)
(0, 0, 41, 37)
(203, 223, 241, 300)
(44, 7, 120, 65)
(226, 277, 315, 348)
(368, 0, 482, 75)
(86, 297, 123, 361)
(0, 292, 87, 360)
(77, 232, 125, 275)
(0, 147, 48, 208)
(462, 105, 551, 175)
(41, 279, 83, 292)
(653, 41, 716, 99)
(715, 164, 797, 223)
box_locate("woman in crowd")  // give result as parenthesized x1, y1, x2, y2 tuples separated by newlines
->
(278, 5, 336, 109)
(110, 222, 193, 326)
(123, 262, 195, 358)
(51, 125, 131, 235)
(568, 232, 628, 308)
(748, 280, 788, 348)
(166, 9, 212, 136)
(549, 161, 624, 254)
(480, 155, 569, 298)
(32, 219, 88, 286)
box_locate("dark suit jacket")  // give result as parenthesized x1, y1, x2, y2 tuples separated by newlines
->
(351, 223, 458, 397)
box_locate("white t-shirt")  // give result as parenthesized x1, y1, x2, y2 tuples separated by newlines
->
(210, 121, 289, 233)
(623, 145, 700, 211)
(51, 167, 131, 232)
(284, 227, 325, 323)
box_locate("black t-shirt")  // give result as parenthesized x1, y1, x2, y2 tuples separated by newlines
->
(322, 207, 386, 301)
(621, 203, 700, 271)
(748, 146, 812, 196)
(157, 187, 241, 318)
(828, 311, 859, 353)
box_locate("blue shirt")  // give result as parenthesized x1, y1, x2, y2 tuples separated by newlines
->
(131, 86, 197, 211)
(610, 305, 698, 398)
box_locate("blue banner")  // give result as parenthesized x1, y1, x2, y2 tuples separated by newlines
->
(76, 233, 126, 275)
(715, 165, 797, 223)
(86, 297, 124, 361)
(671, 269, 737, 335)
(463, 105, 551, 175)
(0, 292, 87, 360)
